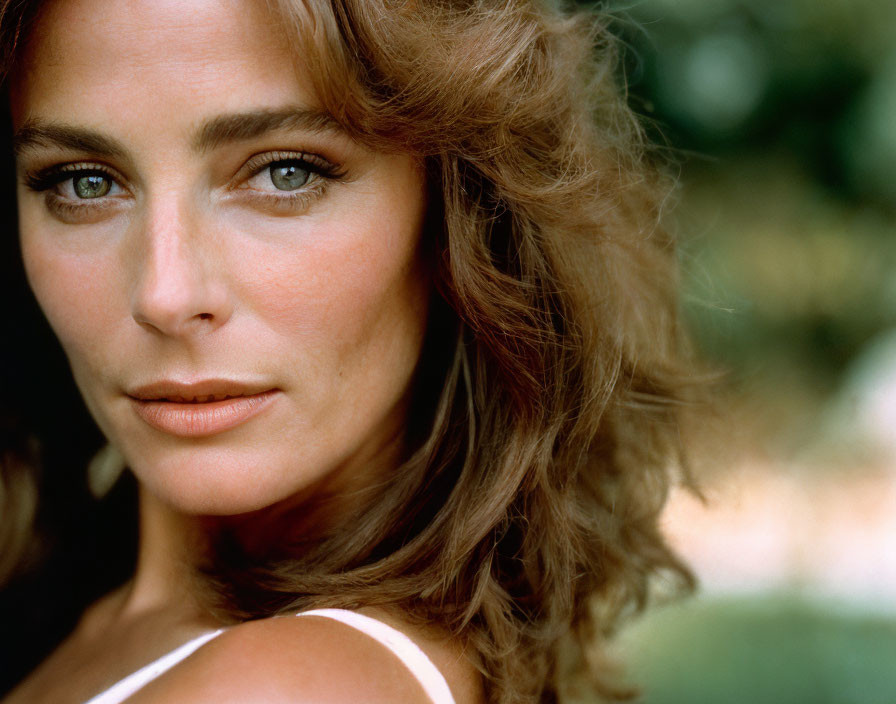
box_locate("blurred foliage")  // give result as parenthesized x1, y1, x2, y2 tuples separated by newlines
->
(619, 596, 896, 704)
(592, 0, 896, 455)
(604, 0, 896, 199)
(585, 5, 896, 701)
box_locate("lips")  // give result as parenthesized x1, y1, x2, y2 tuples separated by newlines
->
(127, 380, 279, 437)
(152, 393, 242, 403)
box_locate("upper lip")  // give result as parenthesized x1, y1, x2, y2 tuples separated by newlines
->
(127, 379, 275, 403)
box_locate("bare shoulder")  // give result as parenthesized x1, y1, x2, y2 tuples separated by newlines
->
(352, 606, 485, 704)
(126, 608, 485, 704)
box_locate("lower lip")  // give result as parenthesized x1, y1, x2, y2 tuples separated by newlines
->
(130, 390, 279, 438)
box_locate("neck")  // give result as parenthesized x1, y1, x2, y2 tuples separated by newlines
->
(116, 416, 410, 620)
(116, 487, 209, 619)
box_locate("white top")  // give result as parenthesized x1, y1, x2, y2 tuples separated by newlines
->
(82, 608, 456, 704)
(82, 629, 225, 704)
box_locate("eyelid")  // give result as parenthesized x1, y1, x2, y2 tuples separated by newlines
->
(23, 160, 131, 194)
(231, 150, 346, 189)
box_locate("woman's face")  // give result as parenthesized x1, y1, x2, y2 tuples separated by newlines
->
(11, 0, 431, 515)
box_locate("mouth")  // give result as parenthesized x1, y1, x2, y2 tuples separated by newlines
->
(142, 393, 250, 403)
(127, 381, 279, 438)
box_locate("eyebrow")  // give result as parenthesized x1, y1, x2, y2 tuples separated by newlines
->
(12, 121, 126, 159)
(192, 107, 346, 153)
(12, 107, 346, 159)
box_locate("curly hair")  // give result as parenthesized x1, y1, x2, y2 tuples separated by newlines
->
(1, 1, 699, 702)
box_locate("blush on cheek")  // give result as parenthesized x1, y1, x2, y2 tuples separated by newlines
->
(22, 243, 121, 351)
(237, 220, 426, 346)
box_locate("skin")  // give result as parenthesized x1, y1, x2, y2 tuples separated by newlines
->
(4, 0, 483, 702)
(13, 0, 430, 517)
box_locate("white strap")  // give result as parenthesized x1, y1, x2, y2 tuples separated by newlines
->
(296, 608, 456, 704)
(83, 629, 225, 704)
(83, 609, 456, 704)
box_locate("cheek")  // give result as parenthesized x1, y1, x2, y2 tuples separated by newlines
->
(21, 235, 120, 356)
(240, 229, 428, 367)
(235, 190, 430, 373)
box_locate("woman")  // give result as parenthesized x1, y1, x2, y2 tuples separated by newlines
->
(0, 0, 697, 702)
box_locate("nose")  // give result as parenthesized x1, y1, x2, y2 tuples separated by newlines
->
(129, 199, 233, 338)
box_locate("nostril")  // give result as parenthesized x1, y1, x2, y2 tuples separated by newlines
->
(198, 313, 213, 320)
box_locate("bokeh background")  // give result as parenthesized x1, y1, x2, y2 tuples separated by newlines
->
(594, 0, 896, 702)
(1, 0, 895, 700)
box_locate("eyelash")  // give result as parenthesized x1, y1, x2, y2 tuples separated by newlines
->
(232, 150, 346, 214)
(24, 162, 124, 220)
(22, 151, 347, 220)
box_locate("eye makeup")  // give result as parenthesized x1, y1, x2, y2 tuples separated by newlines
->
(227, 149, 348, 216)
(19, 148, 349, 223)
(21, 161, 129, 223)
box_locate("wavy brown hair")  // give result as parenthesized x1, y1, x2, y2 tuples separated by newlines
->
(0, 413, 38, 587)
(1, 0, 699, 702)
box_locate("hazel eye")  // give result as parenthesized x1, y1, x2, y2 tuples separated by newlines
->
(269, 162, 311, 191)
(236, 151, 345, 212)
(73, 173, 113, 199)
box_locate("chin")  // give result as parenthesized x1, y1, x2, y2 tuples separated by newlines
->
(127, 446, 322, 516)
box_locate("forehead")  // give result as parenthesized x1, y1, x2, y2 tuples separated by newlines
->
(10, 0, 311, 128)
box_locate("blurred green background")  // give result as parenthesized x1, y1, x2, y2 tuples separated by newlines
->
(592, 0, 896, 702)
(2, 1, 894, 700)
